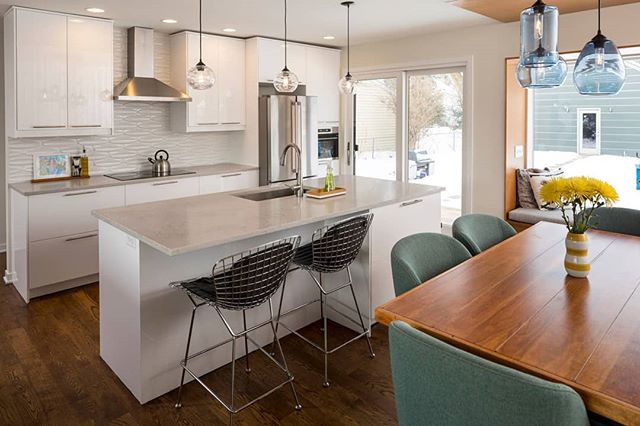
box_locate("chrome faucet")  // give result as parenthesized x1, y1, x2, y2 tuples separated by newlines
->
(280, 143, 304, 198)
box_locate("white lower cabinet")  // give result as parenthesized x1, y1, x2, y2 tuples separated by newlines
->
(125, 177, 200, 205)
(29, 232, 99, 289)
(29, 186, 124, 242)
(199, 170, 259, 194)
(370, 193, 442, 315)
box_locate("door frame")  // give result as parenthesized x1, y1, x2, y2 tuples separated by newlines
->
(343, 56, 474, 215)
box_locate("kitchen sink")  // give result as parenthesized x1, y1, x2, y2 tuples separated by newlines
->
(234, 187, 307, 202)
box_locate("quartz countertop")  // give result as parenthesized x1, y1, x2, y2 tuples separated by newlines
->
(93, 175, 444, 256)
(9, 163, 258, 196)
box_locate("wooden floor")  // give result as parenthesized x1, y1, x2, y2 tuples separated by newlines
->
(0, 262, 397, 425)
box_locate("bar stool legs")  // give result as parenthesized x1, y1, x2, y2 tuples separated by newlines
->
(274, 266, 375, 388)
(175, 301, 202, 409)
(242, 311, 251, 373)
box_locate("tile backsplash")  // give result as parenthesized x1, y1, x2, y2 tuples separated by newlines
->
(7, 28, 244, 183)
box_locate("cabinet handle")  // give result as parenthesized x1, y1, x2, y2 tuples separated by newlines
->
(71, 124, 102, 128)
(33, 125, 65, 129)
(197, 122, 219, 125)
(400, 199, 423, 208)
(63, 190, 98, 197)
(222, 122, 241, 125)
(221, 173, 241, 178)
(65, 233, 98, 242)
(152, 180, 179, 186)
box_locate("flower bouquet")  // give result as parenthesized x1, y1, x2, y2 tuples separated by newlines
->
(539, 176, 618, 277)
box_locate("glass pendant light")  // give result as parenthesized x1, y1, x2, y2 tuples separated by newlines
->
(517, 57, 568, 89)
(339, 1, 358, 95)
(520, 0, 560, 68)
(574, 0, 626, 95)
(187, 0, 215, 90)
(273, 0, 299, 93)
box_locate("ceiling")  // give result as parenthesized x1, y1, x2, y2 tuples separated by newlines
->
(451, 0, 640, 23)
(0, 0, 494, 47)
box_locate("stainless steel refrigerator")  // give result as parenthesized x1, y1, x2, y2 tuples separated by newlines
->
(259, 95, 319, 185)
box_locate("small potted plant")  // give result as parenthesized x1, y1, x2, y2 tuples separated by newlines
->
(540, 176, 618, 278)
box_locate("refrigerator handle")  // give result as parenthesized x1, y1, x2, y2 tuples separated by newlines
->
(347, 142, 351, 166)
(290, 102, 298, 173)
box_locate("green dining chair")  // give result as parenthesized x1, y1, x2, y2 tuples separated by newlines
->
(390, 233, 471, 297)
(389, 321, 590, 426)
(452, 213, 517, 256)
(576, 207, 640, 237)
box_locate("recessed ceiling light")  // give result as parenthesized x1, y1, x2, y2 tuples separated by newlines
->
(323, 35, 336, 40)
(162, 19, 178, 24)
(222, 28, 237, 33)
(85, 7, 105, 13)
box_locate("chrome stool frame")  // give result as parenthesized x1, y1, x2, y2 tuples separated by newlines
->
(171, 236, 302, 425)
(273, 214, 375, 387)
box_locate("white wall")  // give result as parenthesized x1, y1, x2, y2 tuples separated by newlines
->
(348, 3, 640, 217)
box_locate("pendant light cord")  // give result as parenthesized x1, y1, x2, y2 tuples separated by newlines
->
(284, 0, 288, 68)
(597, 0, 602, 34)
(199, 0, 203, 62)
(347, 2, 350, 74)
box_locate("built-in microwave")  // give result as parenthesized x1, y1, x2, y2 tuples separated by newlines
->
(318, 127, 339, 160)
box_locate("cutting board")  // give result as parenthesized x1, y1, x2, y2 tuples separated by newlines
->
(305, 187, 347, 199)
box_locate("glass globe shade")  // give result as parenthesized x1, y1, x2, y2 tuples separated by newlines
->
(520, 1, 560, 68)
(338, 74, 358, 95)
(187, 62, 216, 90)
(273, 68, 299, 93)
(516, 57, 567, 89)
(573, 33, 626, 96)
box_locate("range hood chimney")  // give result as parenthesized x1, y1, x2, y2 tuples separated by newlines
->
(114, 27, 191, 102)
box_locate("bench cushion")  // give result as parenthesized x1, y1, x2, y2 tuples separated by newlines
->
(508, 208, 573, 225)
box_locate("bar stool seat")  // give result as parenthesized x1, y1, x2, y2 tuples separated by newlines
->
(171, 236, 302, 425)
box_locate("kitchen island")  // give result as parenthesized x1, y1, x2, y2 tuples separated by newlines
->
(93, 175, 443, 403)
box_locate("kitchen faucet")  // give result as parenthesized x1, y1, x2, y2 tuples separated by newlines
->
(280, 143, 304, 198)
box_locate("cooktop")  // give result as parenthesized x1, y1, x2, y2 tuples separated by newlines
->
(105, 169, 196, 181)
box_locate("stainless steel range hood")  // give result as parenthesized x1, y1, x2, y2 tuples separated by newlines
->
(114, 27, 191, 102)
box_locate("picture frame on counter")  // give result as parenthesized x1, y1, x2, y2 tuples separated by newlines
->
(32, 153, 71, 182)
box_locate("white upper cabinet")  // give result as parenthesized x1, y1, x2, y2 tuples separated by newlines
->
(67, 17, 113, 130)
(257, 38, 307, 84)
(187, 33, 220, 127)
(15, 10, 67, 131)
(171, 32, 245, 133)
(306, 46, 341, 124)
(5, 7, 113, 138)
(218, 37, 246, 125)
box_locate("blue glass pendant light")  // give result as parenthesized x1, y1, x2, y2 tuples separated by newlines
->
(517, 57, 568, 89)
(574, 0, 626, 95)
(520, 0, 560, 68)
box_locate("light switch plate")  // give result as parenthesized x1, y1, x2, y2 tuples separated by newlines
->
(515, 145, 524, 159)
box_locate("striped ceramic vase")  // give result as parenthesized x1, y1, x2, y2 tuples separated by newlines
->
(565, 232, 590, 278)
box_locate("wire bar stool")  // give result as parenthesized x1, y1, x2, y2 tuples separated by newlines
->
(170, 236, 302, 425)
(273, 213, 375, 387)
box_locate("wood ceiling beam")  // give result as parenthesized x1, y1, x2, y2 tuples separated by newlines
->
(451, 0, 640, 23)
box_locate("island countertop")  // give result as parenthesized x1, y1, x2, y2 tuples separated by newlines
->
(93, 176, 444, 256)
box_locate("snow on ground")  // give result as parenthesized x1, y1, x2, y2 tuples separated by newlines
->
(534, 151, 640, 210)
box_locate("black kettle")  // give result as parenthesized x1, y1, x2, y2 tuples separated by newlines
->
(148, 150, 171, 176)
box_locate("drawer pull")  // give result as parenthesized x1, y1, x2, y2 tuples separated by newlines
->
(222, 122, 242, 125)
(65, 234, 98, 242)
(221, 173, 242, 178)
(71, 124, 101, 128)
(197, 122, 219, 125)
(33, 125, 65, 129)
(63, 190, 98, 197)
(152, 180, 179, 186)
(401, 199, 424, 207)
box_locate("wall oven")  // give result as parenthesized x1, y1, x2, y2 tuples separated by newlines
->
(318, 126, 339, 160)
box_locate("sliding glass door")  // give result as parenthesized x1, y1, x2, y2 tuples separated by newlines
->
(353, 76, 400, 181)
(407, 68, 464, 224)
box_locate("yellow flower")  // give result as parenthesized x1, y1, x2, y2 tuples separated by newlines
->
(539, 178, 567, 206)
(586, 178, 619, 205)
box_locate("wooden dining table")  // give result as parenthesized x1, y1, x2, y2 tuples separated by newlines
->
(375, 222, 640, 425)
